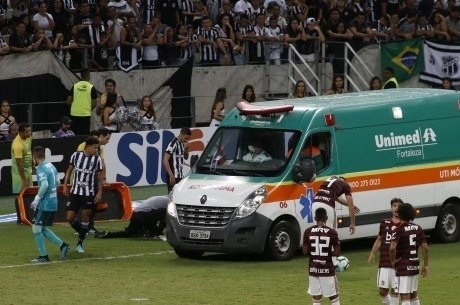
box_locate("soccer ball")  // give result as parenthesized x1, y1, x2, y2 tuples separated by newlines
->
(334, 256, 350, 272)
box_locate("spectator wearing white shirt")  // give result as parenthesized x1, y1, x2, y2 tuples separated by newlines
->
(107, 0, 138, 19)
(266, 15, 283, 65)
(265, 4, 287, 29)
(264, 0, 287, 17)
(32, 1, 55, 39)
(233, 0, 254, 21)
(0, 34, 9, 54)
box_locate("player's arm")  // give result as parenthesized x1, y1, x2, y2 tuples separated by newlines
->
(336, 195, 360, 213)
(15, 157, 29, 190)
(345, 194, 356, 234)
(389, 240, 397, 267)
(368, 235, 381, 265)
(62, 164, 75, 196)
(91, 87, 98, 109)
(162, 152, 175, 184)
(332, 243, 340, 257)
(302, 233, 309, 255)
(420, 241, 429, 277)
(66, 86, 74, 105)
(55, 170, 61, 187)
(101, 158, 107, 185)
(95, 169, 104, 202)
(184, 142, 189, 160)
(31, 172, 48, 210)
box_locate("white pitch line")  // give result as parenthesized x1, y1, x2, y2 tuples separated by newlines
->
(0, 250, 174, 269)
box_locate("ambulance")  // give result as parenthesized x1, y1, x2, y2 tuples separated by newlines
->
(166, 89, 460, 260)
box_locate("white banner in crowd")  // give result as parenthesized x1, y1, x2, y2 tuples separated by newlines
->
(104, 127, 217, 187)
(419, 40, 460, 86)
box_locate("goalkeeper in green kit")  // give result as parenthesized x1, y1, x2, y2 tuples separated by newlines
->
(30, 146, 70, 263)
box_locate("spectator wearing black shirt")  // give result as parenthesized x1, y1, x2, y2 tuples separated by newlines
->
(74, 0, 93, 32)
(156, 0, 180, 27)
(31, 28, 54, 51)
(49, 0, 71, 37)
(302, 17, 325, 63)
(349, 11, 375, 51)
(381, 0, 401, 18)
(8, 21, 34, 53)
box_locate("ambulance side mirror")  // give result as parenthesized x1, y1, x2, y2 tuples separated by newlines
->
(292, 157, 316, 184)
(190, 154, 199, 167)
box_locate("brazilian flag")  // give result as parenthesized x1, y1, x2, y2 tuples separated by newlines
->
(380, 38, 425, 82)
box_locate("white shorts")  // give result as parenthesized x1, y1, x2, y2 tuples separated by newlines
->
(308, 275, 339, 297)
(395, 275, 419, 294)
(311, 202, 336, 230)
(377, 267, 397, 290)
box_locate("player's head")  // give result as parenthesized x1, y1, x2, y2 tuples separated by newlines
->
(18, 122, 32, 139)
(390, 197, 403, 217)
(98, 127, 111, 145)
(398, 202, 416, 222)
(314, 207, 328, 222)
(32, 146, 45, 165)
(179, 127, 192, 143)
(84, 136, 100, 155)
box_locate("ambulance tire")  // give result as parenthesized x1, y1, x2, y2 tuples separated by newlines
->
(433, 203, 460, 243)
(265, 220, 299, 261)
(174, 249, 204, 259)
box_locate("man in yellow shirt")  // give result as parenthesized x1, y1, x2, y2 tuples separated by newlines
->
(67, 69, 98, 135)
(11, 123, 33, 194)
(383, 67, 399, 89)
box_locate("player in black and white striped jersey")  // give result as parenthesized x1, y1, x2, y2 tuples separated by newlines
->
(162, 127, 192, 192)
(63, 136, 103, 253)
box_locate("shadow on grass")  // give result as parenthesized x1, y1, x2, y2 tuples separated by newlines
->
(172, 238, 378, 263)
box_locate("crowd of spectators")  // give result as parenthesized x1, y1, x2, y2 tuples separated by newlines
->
(0, 0, 458, 71)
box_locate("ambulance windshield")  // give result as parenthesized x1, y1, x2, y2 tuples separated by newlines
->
(195, 127, 300, 177)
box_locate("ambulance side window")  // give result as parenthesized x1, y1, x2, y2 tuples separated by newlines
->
(302, 132, 331, 172)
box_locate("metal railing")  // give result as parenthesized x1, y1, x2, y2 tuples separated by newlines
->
(9, 96, 196, 137)
(286, 43, 321, 97)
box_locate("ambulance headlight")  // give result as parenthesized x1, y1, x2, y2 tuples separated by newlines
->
(235, 186, 267, 219)
(167, 194, 177, 217)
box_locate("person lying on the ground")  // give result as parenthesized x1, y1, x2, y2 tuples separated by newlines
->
(96, 195, 169, 240)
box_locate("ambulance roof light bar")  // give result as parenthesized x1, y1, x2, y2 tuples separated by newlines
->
(236, 101, 294, 115)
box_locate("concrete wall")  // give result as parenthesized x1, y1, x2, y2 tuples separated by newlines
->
(90, 44, 430, 125)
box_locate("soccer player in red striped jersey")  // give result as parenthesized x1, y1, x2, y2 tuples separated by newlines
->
(368, 198, 403, 305)
(390, 203, 429, 305)
(303, 207, 341, 305)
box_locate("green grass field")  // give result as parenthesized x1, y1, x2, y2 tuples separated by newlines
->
(0, 186, 458, 305)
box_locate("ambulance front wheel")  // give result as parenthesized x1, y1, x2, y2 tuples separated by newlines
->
(265, 220, 299, 261)
(433, 203, 460, 243)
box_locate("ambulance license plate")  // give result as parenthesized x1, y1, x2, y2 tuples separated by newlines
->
(189, 230, 210, 239)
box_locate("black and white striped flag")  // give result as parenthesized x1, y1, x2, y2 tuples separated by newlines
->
(419, 40, 460, 86)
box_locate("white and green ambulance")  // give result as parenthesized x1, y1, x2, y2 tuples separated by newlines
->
(166, 88, 460, 260)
